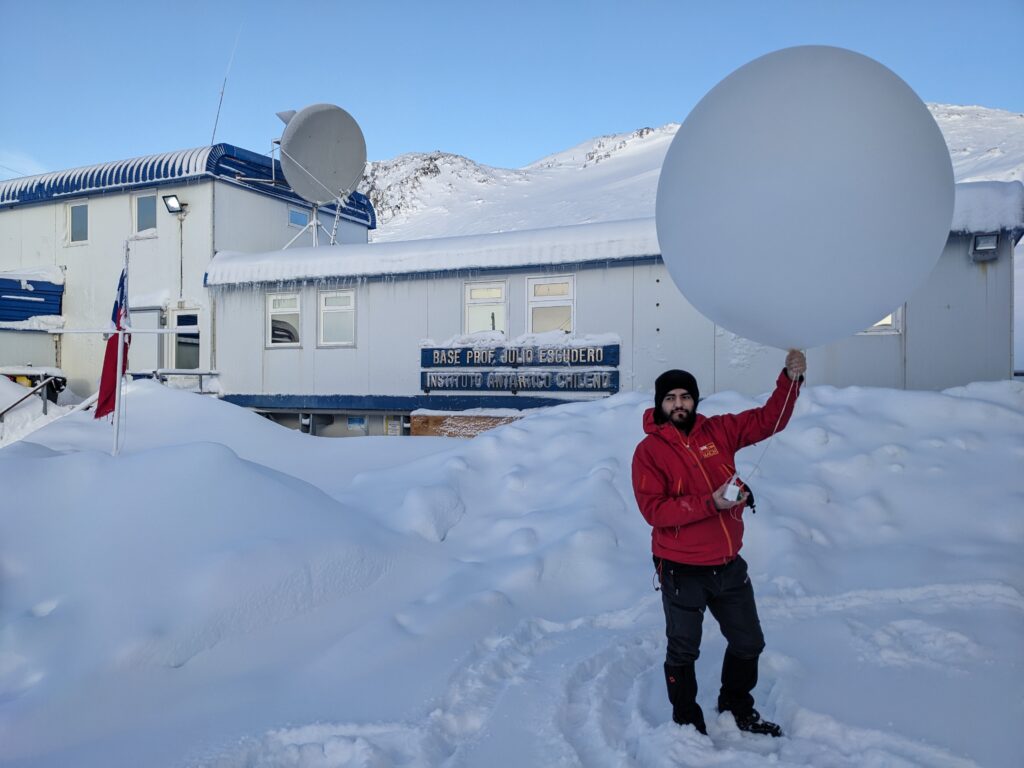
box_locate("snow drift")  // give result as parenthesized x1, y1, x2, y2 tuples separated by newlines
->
(1, 379, 1022, 766)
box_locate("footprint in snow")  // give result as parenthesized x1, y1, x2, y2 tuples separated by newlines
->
(846, 617, 985, 671)
(506, 526, 540, 554)
(504, 469, 525, 491)
(801, 426, 831, 447)
(445, 457, 468, 472)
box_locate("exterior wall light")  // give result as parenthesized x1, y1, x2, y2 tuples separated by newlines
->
(163, 195, 186, 214)
(971, 233, 999, 263)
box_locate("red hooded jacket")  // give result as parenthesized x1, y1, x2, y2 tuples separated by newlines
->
(631, 370, 801, 566)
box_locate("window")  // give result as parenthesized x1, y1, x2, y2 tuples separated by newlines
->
(464, 280, 506, 334)
(172, 313, 200, 369)
(288, 207, 310, 228)
(69, 202, 88, 243)
(135, 194, 157, 233)
(861, 306, 903, 334)
(527, 275, 574, 333)
(319, 289, 355, 346)
(267, 293, 301, 346)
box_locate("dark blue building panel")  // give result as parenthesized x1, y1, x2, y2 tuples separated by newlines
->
(0, 278, 63, 322)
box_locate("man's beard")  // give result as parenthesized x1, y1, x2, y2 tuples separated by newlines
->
(670, 409, 696, 434)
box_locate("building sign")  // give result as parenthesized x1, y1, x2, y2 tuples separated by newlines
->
(420, 342, 620, 394)
(420, 344, 620, 368)
(421, 369, 618, 393)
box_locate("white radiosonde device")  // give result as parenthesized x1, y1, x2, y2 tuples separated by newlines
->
(723, 475, 744, 502)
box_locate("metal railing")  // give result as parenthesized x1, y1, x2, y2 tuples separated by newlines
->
(0, 376, 56, 427)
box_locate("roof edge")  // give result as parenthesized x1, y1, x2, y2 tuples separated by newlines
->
(0, 144, 376, 228)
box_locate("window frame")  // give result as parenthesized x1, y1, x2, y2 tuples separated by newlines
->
(266, 292, 302, 349)
(134, 192, 158, 236)
(288, 206, 311, 229)
(525, 274, 575, 334)
(170, 310, 200, 370)
(318, 288, 357, 348)
(859, 305, 905, 335)
(463, 279, 508, 335)
(67, 200, 89, 245)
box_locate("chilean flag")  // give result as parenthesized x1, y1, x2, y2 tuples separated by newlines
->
(95, 268, 130, 419)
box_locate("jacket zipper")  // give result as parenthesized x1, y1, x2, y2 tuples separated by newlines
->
(671, 430, 715, 492)
(670, 428, 735, 561)
(716, 464, 736, 561)
(717, 514, 734, 561)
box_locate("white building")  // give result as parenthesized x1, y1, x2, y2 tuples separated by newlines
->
(205, 181, 1023, 436)
(0, 144, 376, 395)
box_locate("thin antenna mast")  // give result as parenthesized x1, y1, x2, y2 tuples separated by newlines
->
(211, 24, 243, 145)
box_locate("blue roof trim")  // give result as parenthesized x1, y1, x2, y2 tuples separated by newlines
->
(0, 144, 376, 229)
(220, 393, 593, 412)
(206, 145, 377, 228)
(0, 278, 63, 322)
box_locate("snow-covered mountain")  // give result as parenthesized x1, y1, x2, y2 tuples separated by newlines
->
(360, 151, 530, 233)
(360, 126, 677, 242)
(363, 105, 1024, 243)
(931, 104, 1024, 183)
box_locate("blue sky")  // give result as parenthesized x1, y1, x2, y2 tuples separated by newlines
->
(1, 0, 1021, 179)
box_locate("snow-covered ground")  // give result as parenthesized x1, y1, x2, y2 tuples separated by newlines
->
(1, 377, 1022, 767)
(0, 377, 71, 448)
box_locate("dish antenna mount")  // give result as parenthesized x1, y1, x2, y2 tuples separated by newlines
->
(278, 103, 367, 248)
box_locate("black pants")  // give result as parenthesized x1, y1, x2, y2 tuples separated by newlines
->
(657, 555, 765, 666)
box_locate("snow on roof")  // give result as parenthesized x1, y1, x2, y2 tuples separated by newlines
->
(424, 330, 622, 349)
(951, 180, 1024, 233)
(205, 217, 661, 286)
(0, 265, 65, 285)
(0, 315, 65, 332)
(206, 181, 1023, 288)
(0, 365, 64, 378)
(410, 407, 544, 417)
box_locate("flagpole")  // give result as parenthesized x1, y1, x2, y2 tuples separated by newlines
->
(112, 241, 130, 457)
(113, 328, 124, 456)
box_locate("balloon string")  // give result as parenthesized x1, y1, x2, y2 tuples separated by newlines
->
(731, 375, 797, 520)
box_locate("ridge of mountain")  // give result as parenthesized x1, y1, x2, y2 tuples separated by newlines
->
(362, 104, 1024, 243)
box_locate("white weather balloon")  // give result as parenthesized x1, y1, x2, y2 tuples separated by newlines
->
(655, 46, 954, 350)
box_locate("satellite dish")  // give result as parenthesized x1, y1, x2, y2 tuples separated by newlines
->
(279, 103, 367, 206)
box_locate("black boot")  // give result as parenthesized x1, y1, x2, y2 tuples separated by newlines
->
(729, 708, 782, 737)
(664, 663, 707, 735)
(717, 652, 782, 737)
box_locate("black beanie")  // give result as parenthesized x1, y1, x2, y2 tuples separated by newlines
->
(653, 369, 699, 424)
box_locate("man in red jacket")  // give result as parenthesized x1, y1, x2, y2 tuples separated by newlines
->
(632, 350, 806, 737)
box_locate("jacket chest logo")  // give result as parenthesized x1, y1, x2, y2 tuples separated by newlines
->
(698, 442, 719, 459)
